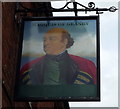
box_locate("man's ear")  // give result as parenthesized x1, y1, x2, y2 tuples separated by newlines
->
(63, 38, 68, 45)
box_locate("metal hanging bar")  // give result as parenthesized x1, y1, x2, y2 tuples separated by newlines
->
(14, 1, 118, 25)
(15, 2, 118, 15)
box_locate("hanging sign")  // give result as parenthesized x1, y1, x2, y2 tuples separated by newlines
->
(14, 16, 100, 101)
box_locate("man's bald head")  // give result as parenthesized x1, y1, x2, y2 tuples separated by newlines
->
(44, 28, 74, 55)
(46, 28, 74, 48)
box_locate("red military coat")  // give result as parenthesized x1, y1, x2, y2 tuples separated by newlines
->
(20, 54, 96, 84)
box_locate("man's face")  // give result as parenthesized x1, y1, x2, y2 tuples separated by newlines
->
(43, 32, 67, 55)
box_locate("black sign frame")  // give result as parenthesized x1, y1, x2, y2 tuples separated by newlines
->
(14, 16, 100, 101)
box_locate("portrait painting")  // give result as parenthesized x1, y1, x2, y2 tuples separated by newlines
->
(14, 16, 100, 101)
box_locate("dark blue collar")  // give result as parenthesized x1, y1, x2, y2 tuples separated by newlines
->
(45, 50, 68, 62)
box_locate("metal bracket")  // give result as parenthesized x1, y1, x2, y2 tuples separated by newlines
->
(14, 2, 118, 24)
(51, 2, 117, 15)
(15, 2, 118, 14)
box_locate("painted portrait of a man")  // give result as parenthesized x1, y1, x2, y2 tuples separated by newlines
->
(20, 27, 96, 85)
(15, 17, 100, 100)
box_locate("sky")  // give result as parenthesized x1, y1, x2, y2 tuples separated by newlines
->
(51, 0, 118, 107)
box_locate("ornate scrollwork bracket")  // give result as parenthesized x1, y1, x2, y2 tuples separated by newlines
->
(51, 2, 117, 15)
(14, 2, 118, 24)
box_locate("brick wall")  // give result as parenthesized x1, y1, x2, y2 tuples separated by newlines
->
(2, 2, 31, 108)
(2, 2, 69, 109)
